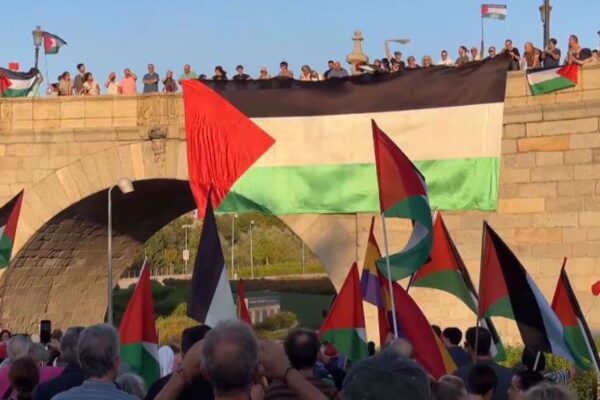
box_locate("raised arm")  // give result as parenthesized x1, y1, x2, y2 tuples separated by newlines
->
(385, 40, 392, 61)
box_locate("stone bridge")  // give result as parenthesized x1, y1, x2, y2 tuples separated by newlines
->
(2, 66, 600, 343)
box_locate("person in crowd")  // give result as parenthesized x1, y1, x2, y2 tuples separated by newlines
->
(593, 50, 600, 63)
(565, 34, 593, 66)
(154, 320, 328, 400)
(433, 375, 468, 400)
(178, 65, 197, 84)
(455, 46, 470, 66)
(278, 61, 294, 78)
(73, 63, 86, 95)
(299, 65, 321, 81)
(454, 327, 512, 400)
(120, 68, 138, 95)
(471, 47, 481, 61)
(380, 58, 391, 72)
(47, 330, 63, 366)
(385, 41, 406, 71)
(58, 72, 73, 96)
(432, 325, 443, 338)
(212, 66, 227, 81)
(232, 65, 250, 81)
(487, 46, 497, 59)
(438, 49, 454, 66)
(29, 343, 48, 367)
(82, 72, 101, 95)
(32, 327, 85, 400)
(145, 326, 214, 400)
(1, 335, 31, 368)
(406, 56, 421, 69)
(367, 341, 376, 357)
(53, 324, 137, 400)
(387, 338, 414, 359)
(504, 39, 521, 71)
(521, 42, 542, 70)
(327, 61, 349, 78)
(371, 59, 383, 73)
(143, 64, 160, 93)
(520, 348, 574, 386)
(343, 350, 431, 400)
(438, 375, 468, 400)
(421, 55, 433, 68)
(265, 328, 337, 399)
(8, 357, 39, 400)
(198, 74, 207, 80)
(258, 67, 271, 80)
(508, 370, 544, 400)
(442, 327, 470, 368)
(323, 60, 334, 78)
(467, 364, 497, 400)
(543, 38, 561, 68)
(162, 71, 178, 93)
(522, 382, 576, 400)
(47, 83, 59, 96)
(116, 373, 147, 399)
(105, 72, 120, 95)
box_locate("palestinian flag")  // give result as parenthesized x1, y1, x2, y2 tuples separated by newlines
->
(187, 190, 236, 327)
(527, 64, 579, 96)
(0, 68, 39, 98)
(372, 120, 433, 281)
(119, 259, 160, 388)
(0, 191, 24, 268)
(42, 32, 67, 54)
(410, 212, 506, 360)
(551, 259, 600, 373)
(202, 56, 507, 216)
(182, 80, 275, 217)
(381, 274, 456, 379)
(237, 279, 252, 324)
(479, 223, 575, 362)
(481, 4, 507, 19)
(320, 263, 369, 362)
(359, 217, 392, 346)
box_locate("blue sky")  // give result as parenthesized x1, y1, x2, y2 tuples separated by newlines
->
(2, 0, 599, 87)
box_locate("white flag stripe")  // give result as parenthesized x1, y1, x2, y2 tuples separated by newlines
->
(205, 266, 237, 328)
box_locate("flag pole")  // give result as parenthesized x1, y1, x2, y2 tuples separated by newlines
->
(380, 212, 399, 338)
(480, 12, 485, 57)
(474, 220, 487, 363)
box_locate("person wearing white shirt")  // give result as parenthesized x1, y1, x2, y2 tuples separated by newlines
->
(438, 49, 454, 66)
(470, 47, 482, 61)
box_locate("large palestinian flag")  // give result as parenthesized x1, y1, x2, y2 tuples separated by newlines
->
(551, 260, 600, 373)
(479, 223, 574, 362)
(42, 32, 67, 54)
(187, 190, 236, 327)
(0, 191, 24, 268)
(200, 56, 508, 215)
(321, 263, 369, 362)
(527, 64, 579, 96)
(0, 68, 39, 98)
(119, 259, 160, 388)
(410, 212, 506, 360)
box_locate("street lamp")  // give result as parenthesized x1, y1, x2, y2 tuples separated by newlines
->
(107, 177, 134, 326)
(231, 214, 238, 278)
(538, 1, 552, 47)
(182, 224, 193, 275)
(32, 26, 43, 70)
(249, 220, 255, 279)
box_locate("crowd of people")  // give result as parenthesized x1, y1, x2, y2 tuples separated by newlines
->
(0, 320, 581, 400)
(45, 34, 598, 97)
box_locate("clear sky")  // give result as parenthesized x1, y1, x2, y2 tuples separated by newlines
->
(2, 0, 599, 88)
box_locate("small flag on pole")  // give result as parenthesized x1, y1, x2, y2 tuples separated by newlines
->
(481, 4, 507, 19)
(237, 279, 252, 325)
(42, 32, 67, 54)
(0, 190, 24, 268)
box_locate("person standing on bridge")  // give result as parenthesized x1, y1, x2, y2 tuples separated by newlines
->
(143, 64, 160, 93)
(120, 68, 137, 95)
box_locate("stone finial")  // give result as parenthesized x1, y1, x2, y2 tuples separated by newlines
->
(346, 29, 369, 75)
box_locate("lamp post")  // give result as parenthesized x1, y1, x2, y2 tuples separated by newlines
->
(107, 177, 134, 326)
(249, 220, 255, 279)
(182, 224, 193, 275)
(538, 1, 552, 47)
(231, 214, 238, 278)
(32, 26, 43, 70)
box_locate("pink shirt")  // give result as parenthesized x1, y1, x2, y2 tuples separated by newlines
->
(120, 76, 137, 95)
(0, 365, 63, 396)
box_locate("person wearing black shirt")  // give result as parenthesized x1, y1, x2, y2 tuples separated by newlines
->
(145, 326, 213, 400)
(503, 39, 521, 71)
(543, 38, 561, 68)
(232, 65, 250, 81)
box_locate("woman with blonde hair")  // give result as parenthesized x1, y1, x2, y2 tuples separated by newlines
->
(522, 42, 542, 70)
(422, 55, 433, 68)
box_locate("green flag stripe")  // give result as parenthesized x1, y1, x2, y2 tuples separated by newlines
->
(321, 328, 368, 363)
(412, 270, 477, 313)
(121, 343, 160, 388)
(484, 296, 515, 320)
(0, 234, 14, 268)
(564, 325, 594, 371)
